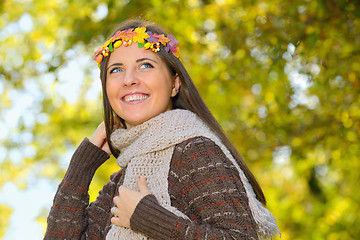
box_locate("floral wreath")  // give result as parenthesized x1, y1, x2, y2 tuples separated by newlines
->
(94, 27, 179, 66)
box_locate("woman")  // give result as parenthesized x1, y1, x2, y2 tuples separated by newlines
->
(44, 19, 280, 239)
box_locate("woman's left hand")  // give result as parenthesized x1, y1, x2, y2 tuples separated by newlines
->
(111, 177, 152, 228)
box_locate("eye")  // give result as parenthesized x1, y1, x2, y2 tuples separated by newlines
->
(109, 67, 123, 74)
(139, 62, 154, 69)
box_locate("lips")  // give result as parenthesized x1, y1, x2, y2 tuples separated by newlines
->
(122, 93, 150, 102)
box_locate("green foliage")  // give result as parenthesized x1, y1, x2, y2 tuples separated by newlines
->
(1, 0, 359, 239)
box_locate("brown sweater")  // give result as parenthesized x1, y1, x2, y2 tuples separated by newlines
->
(44, 137, 259, 239)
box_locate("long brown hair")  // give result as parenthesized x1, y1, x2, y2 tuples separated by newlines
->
(98, 18, 267, 206)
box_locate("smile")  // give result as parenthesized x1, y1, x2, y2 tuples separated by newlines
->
(123, 94, 149, 102)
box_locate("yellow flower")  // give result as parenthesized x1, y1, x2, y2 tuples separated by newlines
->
(133, 27, 150, 44)
(105, 38, 113, 47)
(144, 42, 152, 49)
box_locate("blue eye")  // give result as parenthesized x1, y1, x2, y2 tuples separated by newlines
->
(140, 63, 153, 69)
(110, 67, 122, 73)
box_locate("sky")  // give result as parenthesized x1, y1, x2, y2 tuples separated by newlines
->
(0, 179, 56, 239)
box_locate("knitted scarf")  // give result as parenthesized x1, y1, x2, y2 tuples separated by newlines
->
(106, 109, 280, 240)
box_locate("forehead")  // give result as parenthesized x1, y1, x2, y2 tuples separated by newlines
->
(107, 44, 160, 64)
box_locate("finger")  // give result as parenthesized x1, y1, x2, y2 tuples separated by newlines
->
(113, 196, 120, 205)
(111, 216, 123, 226)
(111, 207, 119, 217)
(137, 177, 151, 194)
(102, 141, 111, 155)
(90, 122, 107, 148)
(118, 185, 127, 194)
(111, 216, 130, 229)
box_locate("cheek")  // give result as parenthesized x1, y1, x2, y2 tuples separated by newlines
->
(105, 80, 120, 109)
(106, 78, 118, 97)
(157, 80, 174, 106)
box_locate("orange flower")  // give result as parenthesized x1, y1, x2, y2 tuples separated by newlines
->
(119, 28, 137, 40)
(153, 33, 170, 45)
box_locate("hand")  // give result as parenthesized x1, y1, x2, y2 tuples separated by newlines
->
(89, 122, 111, 155)
(111, 177, 152, 229)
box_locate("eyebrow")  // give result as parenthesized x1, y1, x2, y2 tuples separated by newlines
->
(136, 57, 158, 64)
(107, 58, 158, 71)
(107, 63, 122, 71)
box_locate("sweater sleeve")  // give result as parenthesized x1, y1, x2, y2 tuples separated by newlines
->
(44, 138, 121, 240)
(130, 136, 259, 240)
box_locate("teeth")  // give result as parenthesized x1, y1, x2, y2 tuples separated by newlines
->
(124, 94, 149, 102)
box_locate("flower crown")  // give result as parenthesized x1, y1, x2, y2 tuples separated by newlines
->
(94, 27, 179, 65)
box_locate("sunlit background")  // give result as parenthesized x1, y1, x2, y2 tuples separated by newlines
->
(1, 0, 359, 239)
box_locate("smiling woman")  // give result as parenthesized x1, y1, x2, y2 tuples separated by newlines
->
(43, 18, 280, 240)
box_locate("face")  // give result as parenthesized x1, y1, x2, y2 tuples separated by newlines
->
(106, 43, 180, 128)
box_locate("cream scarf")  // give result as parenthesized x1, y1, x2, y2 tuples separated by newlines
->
(106, 109, 280, 240)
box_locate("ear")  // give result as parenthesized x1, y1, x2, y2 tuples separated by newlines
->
(171, 74, 181, 97)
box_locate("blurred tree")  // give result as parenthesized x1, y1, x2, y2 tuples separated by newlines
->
(0, 204, 13, 237)
(0, 0, 359, 239)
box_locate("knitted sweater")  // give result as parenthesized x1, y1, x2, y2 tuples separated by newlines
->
(107, 109, 278, 239)
(44, 110, 279, 239)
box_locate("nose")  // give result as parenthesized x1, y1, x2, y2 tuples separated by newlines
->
(122, 69, 139, 87)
